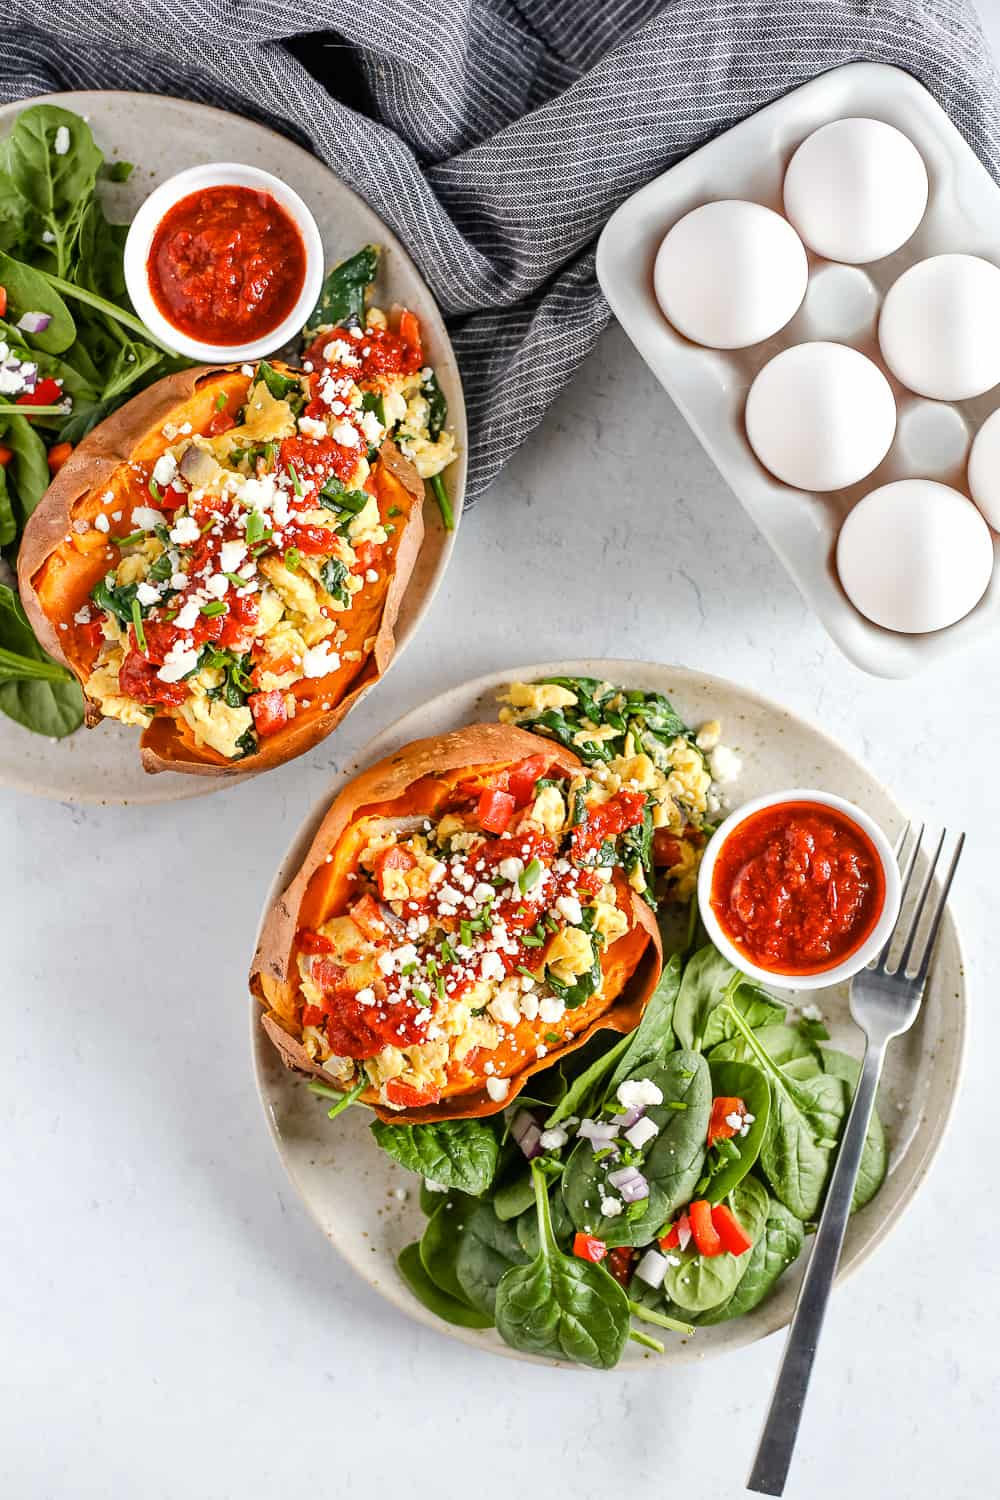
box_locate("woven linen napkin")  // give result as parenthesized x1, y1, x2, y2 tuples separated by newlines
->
(2, 0, 998, 496)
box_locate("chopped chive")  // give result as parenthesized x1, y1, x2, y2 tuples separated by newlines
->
(114, 529, 146, 547)
(521, 933, 544, 948)
(519, 859, 542, 894)
(148, 478, 163, 503)
(667, 1101, 688, 1112)
(435, 975, 445, 1000)
(459, 920, 472, 947)
(516, 965, 535, 979)
(544, 1032, 560, 1043)
(413, 986, 430, 1007)
(130, 598, 146, 654)
(215, 391, 229, 412)
(284, 546, 301, 573)
(429, 472, 454, 530)
(223, 571, 247, 589)
(387, 505, 402, 517)
(401, 962, 417, 976)
(201, 600, 227, 617)
(245, 510, 266, 545)
(288, 464, 303, 497)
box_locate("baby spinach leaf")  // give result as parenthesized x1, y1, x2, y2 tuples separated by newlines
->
(672, 943, 741, 1051)
(0, 466, 14, 547)
(701, 1060, 770, 1203)
(0, 250, 76, 352)
(515, 1185, 574, 1257)
(397, 1242, 493, 1330)
(419, 1193, 492, 1318)
(561, 1052, 711, 1247)
(422, 369, 447, 440)
(724, 1004, 849, 1221)
(453, 1202, 529, 1317)
(3, 106, 102, 277)
(818, 1048, 888, 1211)
(0, 582, 83, 737)
(604, 954, 683, 1094)
(495, 1160, 630, 1369)
(370, 1117, 499, 1196)
(0, 412, 51, 528)
(544, 1030, 633, 1129)
(708, 1022, 823, 1082)
(701, 979, 786, 1049)
(305, 245, 379, 334)
(698, 1197, 805, 1324)
(663, 1175, 770, 1313)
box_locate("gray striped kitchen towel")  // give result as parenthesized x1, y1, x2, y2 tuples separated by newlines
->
(1, 1, 998, 497)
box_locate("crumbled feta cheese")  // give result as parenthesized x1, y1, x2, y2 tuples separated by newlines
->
(219, 540, 247, 573)
(331, 420, 360, 448)
(53, 125, 70, 155)
(298, 415, 327, 440)
(485, 1077, 510, 1102)
(498, 856, 524, 883)
(801, 1003, 824, 1022)
(480, 951, 505, 983)
(355, 987, 375, 1007)
(709, 744, 742, 784)
(94, 513, 110, 533)
(151, 452, 177, 488)
(157, 641, 199, 682)
(555, 894, 583, 926)
(539, 995, 566, 1025)
(539, 1126, 568, 1151)
(169, 515, 200, 545)
(205, 573, 229, 599)
(135, 582, 161, 606)
(600, 1195, 624, 1218)
(617, 1078, 664, 1111)
(131, 505, 167, 532)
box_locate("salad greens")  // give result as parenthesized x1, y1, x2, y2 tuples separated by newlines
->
(354, 939, 888, 1367)
(0, 103, 192, 739)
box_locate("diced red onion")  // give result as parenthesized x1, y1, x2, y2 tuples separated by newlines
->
(17, 311, 51, 334)
(510, 1110, 543, 1159)
(20, 363, 37, 392)
(635, 1248, 668, 1289)
(677, 1213, 692, 1251)
(611, 1104, 645, 1129)
(376, 900, 407, 938)
(607, 1164, 649, 1202)
(578, 1118, 620, 1145)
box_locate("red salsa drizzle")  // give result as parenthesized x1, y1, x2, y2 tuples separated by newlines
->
(710, 801, 885, 975)
(148, 186, 306, 344)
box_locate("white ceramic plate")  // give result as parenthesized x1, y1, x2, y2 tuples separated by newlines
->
(252, 660, 966, 1368)
(0, 90, 466, 804)
(597, 63, 1000, 679)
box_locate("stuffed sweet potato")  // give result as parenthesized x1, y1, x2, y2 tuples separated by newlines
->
(251, 722, 663, 1123)
(17, 347, 428, 776)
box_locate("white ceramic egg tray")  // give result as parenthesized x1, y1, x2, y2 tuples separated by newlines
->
(597, 62, 1000, 678)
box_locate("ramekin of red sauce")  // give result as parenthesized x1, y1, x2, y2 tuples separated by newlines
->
(124, 162, 324, 361)
(697, 790, 901, 989)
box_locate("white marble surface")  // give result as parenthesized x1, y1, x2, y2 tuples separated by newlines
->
(7, 41, 1000, 1495)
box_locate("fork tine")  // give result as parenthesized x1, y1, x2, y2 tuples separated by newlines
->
(894, 827, 947, 975)
(893, 821, 912, 859)
(912, 833, 965, 985)
(876, 823, 923, 971)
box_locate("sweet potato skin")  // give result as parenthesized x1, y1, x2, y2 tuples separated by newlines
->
(16, 364, 424, 778)
(250, 723, 663, 1123)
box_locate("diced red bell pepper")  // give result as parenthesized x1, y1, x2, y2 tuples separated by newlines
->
(374, 843, 416, 898)
(205, 408, 237, 437)
(77, 618, 105, 653)
(506, 753, 552, 806)
(478, 787, 516, 834)
(385, 1078, 441, 1108)
(0, 445, 12, 467)
(607, 1247, 636, 1287)
(249, 690, 288, 738)
(652, 829, 683, 867)
(711, 1203, 754, 1257)
(47, 441, 73, 474)
(349, 893, 388, 942)
(398, 308, 422, 356)
(298, 929, 336, 955)
(0, 286, 6, 318)
(688, 1199, 723, 1257)
(573, 1233, 608, 1264)
(707, 1095, 747, 1149)
(17, 377, 63, 408)
(659, 1222, 681, 1251)
(302, 1004, 327, 1028)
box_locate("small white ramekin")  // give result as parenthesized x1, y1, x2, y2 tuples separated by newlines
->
(697, 788, 902, 991)
(123, 161, 325, 362)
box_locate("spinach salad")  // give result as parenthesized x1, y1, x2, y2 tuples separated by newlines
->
(305, 677, 888, 1368)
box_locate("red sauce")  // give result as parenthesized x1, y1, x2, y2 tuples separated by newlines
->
(147, 185, 306, 345)
(710, 801, 885, 975)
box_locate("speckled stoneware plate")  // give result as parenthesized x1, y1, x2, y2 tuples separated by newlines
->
(251, 660, 967, 1369)
(0, 90, 466, 805)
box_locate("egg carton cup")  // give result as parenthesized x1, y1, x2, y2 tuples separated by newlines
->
(597, 62, 1000, 678)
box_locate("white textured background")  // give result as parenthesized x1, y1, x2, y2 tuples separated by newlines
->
(6, 16, 1000, 1493)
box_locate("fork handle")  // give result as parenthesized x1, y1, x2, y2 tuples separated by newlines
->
(747, 1040, 886, 1496)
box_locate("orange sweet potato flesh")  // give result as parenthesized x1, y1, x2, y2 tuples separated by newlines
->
(250, 723, 663, 1123)
(16, 363, 424, 778)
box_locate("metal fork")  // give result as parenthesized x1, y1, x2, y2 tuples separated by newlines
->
(747, 823, 965, 1497)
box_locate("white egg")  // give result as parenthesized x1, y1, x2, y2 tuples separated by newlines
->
(653, 200, 808, 349)
(837, 479, 994, 632)
(783, 117, 928, 265)
(968, 407, 1000, 528)
(879, 254, 1000, 400)
(744, 342, 896, 491)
